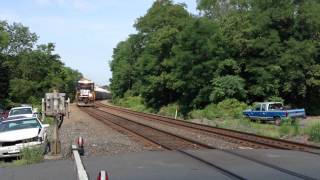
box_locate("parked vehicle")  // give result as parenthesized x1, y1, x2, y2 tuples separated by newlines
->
(0, 117, 49, 158)
(243, 102, 306, 125)
(8, 106, 37, 118)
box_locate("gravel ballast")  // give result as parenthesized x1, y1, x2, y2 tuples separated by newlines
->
(97, 106, 244, 150)
(58, 104, 145, 158)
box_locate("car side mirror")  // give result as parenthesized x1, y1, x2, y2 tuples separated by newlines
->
(42, 124, 50, 128)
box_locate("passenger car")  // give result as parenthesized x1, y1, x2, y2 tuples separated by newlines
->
(243, 102, 306, 125)
(0, 117, 49, 158)
(8, 106, 36, 118)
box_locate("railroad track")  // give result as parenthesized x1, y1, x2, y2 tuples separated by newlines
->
(81, 106, 319, 180)
(95, 102, 320, 155)
(81, 107, 248, 180)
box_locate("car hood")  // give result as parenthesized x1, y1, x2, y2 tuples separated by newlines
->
(0, 128, 39, 142)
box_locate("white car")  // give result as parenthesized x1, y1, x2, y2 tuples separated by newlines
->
(8, 107, 36, 118)
(0, 117, 49, 158)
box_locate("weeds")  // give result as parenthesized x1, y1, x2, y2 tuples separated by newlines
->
(158, 104, 181, 118)
(305, 120, 320, 142)
(279, 118, 300, 137)
(16, 147, 44, 165)
(42, 117, 55, 125)
(114, 96, 153, 113)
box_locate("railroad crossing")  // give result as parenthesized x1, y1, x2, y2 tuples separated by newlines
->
(1, 102, 320, 180)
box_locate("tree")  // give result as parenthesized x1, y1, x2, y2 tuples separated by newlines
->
(0, 21, 81, 107)
(210, 75, 247, 103)
(110, 0, 320, 115)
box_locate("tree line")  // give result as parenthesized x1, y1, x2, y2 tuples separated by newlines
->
(110, 0, 320, 115)
(0, 21, 82, 108)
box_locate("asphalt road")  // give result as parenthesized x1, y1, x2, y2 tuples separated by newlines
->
(1, 149, 319, 180)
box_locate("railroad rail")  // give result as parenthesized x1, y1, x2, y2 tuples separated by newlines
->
(80, 107, 248, 180)
(81, 106, 319, 180)
(95, 102, 320, 155)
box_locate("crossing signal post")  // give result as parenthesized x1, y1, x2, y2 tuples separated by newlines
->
(42, 90, 70, 155)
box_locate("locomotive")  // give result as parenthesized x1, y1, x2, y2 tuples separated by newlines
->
(76, 79, 111, 107)
(76, 79, 95, 107)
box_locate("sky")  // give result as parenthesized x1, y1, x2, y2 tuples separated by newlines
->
(0, 0, 198, 86)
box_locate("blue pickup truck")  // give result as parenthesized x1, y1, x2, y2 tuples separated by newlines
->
(243, 102, 306, 125)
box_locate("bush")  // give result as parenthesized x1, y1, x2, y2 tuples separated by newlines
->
(114, 96, 153, 113)
(305, 120, 320, 142)
(189, 99, 249, 119)
(158, 103, 180, 118)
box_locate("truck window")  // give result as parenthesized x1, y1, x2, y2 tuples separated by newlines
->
(269, 103, 283, 110)
(254, 105, 261, 111)
(261, 104, 267, 111)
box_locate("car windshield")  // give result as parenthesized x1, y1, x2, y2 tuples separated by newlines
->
(0, 118, 40, 132)
(9, 108, 32, 116)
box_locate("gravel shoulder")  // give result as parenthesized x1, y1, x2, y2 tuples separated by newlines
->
(59, 104, 145, 158)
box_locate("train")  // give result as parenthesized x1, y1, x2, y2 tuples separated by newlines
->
(76, 79, 111, 107)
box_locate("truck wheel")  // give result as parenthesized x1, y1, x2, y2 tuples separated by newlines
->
(274, 117, 281, 126)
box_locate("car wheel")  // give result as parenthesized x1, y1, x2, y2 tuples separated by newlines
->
(274, 117, 281, 126)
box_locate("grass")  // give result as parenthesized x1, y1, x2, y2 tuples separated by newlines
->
(112, 97, 320, 143)
(42, 116, 55, 125)
(0, 146, 44, 167)
(158, 103, 182, 118)
(305, 120, 320, 142)
(213, 118, 281, 138)
(113, 96, 154, 113)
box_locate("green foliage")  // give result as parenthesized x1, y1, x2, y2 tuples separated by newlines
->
(0, 21, 81, 108)
(110, 0, 320, 115)
(43, 117, 55, 125)
(158, 103, 180, 117)
(16, 147, 44, 166)
(305, 120, 320, 142)
(279, 118, 300, 137)
(190, 99, 249, 119)
(210, 76, 247, 103)
(114, 96, 153, 113)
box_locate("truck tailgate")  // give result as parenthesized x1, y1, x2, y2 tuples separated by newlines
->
(287, 109, 305, 118)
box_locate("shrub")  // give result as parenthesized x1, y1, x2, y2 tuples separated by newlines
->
(305, 120, 320, 142)
(158, 103, 180, 118)
(189, 99, 249, 119)
(115, 96, 153, 113)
